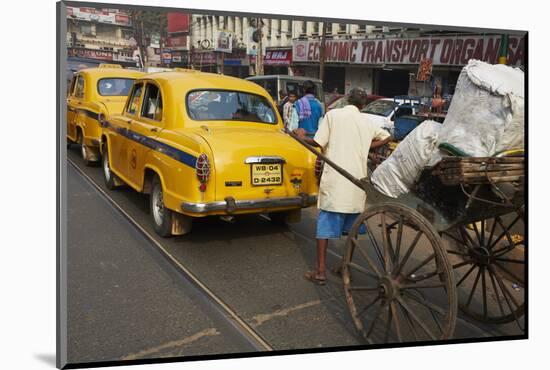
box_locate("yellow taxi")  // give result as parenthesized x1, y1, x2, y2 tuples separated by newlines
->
(101, 69, 319, 236)
(67, 64, 144, 165)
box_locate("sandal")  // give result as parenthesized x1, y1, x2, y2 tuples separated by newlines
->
(304, 271, 327, 286)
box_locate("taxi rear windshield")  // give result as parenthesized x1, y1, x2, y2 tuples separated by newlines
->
(187, 90, 277, 124)
(97, 78, 135, 96)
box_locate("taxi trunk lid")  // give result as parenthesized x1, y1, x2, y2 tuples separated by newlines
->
(100, 96, 129, 116)
(195, 125, 312, 203)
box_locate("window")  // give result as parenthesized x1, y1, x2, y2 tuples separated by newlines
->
(338, 23, 347, 33)
(81, 23, 94, 36)
(141, 83, 163, 121)
(126, 83, 143, 115)
(98, 78, 134, 96)
(312, 22, 319, 35)
(362, 100, 397, 117)
(68, 75, 77, 96)
(74, 75, 85, 98)
(187, 90, 277, 124)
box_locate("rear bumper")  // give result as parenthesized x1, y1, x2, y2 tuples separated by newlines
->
(181, 193, 317, 214)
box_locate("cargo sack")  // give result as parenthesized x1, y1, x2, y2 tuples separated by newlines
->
(371, 120, 442, 198)
(437, 60, 524, 157)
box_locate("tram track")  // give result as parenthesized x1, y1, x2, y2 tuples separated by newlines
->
(68, 157, 274, 353)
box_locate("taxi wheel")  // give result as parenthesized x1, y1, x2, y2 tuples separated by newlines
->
(102, 143, 119, 190)
(77, 131, 93, 167)
(150, 176, 173, 237)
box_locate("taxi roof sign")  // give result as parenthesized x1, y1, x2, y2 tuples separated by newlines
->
(98, 63, 123, 69)
(173, 68, 200, 73)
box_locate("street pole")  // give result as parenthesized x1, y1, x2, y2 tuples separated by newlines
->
(319, 22, 327, 84)
(220, 51, 225, 75)
(159, 15, 164, 67)
(256, 18, 263, 76)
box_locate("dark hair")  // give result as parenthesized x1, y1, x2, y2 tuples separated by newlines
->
(348, 87, 368, 108)
(303, 80, 315, 94)
(287, 90, 297, 97)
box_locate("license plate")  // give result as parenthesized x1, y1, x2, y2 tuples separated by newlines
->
(251, 163, 282, 186)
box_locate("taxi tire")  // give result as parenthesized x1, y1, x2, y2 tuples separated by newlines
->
(102, 143, 119, 190)
(77, 130, 93, 167)
(150, 176, 173, 237)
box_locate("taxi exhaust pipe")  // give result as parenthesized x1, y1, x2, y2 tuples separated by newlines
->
(220, 215, 236, 223)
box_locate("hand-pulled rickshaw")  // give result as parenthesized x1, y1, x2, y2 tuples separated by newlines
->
(290, 131, 525, 344)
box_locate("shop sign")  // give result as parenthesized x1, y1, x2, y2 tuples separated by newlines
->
(191, 52, 217, 65)
(113, 54, 137, 63)
(166, 35, 187, 48)
(215, 30, 233, 53)
(292, 35, 524, 66)
(67, 7, 132, 26)
(264, 50, 292, 65)
(162, 52, 172, 63)
(68, 48, 113, 61)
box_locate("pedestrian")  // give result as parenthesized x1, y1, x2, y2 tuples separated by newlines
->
(282, 91, 298, 130)
(276, 89, 288, 117)
(295, 80, 324, 137)
(294, 87, 392, 285)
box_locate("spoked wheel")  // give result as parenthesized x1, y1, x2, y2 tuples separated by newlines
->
(342, 203, 457, 344)
(443, 208, 525, 328)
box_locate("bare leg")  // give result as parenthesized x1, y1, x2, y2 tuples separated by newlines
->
(317, 238, 328, 279)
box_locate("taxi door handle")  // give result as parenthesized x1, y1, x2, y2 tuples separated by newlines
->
(150, 128, 158, 132)
(76, 101, 82, 105)
(126, 119, 132, 124)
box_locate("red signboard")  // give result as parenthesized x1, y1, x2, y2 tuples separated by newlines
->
(166, 35, 187, 48)
(293, 35, 525, 66)
(167, 13, 190, 34)
(68, 48, 113, 61)
(264, 50, 292, 65)
(115, 14, 129, 25)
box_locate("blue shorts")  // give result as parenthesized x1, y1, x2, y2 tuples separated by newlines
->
(316, 210, 366, 239)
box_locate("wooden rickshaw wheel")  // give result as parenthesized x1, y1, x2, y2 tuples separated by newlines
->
(443, 207, 525, 327)
(342, 203, 457, 344)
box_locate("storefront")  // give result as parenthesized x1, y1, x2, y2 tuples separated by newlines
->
(292, 34, 525, 96)
(221, 48, 250, 78)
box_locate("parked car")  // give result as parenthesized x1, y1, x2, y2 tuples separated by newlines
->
(326, 93, 386, 111)
(67, 64, 144, 165)
(101, 69, 319, 237)
(361, 97, 421, 129)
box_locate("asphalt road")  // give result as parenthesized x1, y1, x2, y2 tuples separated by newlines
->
(66, 146, 524, 364)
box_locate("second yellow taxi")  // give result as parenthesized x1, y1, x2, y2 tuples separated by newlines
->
(101, 69, 319, 236)
(67, 64, 144, 165)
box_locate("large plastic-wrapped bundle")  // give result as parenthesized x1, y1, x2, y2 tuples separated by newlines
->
(371, 121, 442, 198)
(438, 60, 524, 156)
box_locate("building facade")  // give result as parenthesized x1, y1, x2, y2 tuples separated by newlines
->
(66, 6, 139, 71)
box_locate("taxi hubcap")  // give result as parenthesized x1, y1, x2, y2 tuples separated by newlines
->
(153, 186, 165, 226)
(103, 155, 111, 181)
(81, 143, 87, 160)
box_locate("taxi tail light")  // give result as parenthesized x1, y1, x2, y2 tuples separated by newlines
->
(196, 154, 211, 192)
(314, 157, 324, 178)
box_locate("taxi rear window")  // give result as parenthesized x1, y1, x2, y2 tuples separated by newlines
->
(97, 78, 135, 96)
(187, 90, 277, 124)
